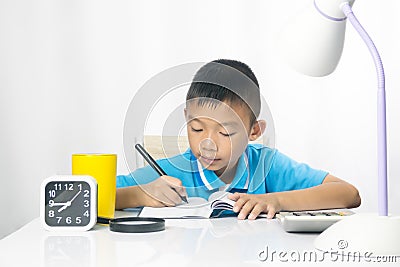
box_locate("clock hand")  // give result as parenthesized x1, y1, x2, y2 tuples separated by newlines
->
(49, 202, 68, 207)
(69, 190, 82, 203)
(57, 191, 82, 212)
(58, 202, 71, 212)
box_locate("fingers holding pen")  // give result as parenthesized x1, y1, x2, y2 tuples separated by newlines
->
(161, 189, 184, 206)
(141, 176, 187, 207)
(162, 175, 188, 202)
(134, 144, 188, 206)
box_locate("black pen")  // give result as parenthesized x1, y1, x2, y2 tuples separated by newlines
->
(135, 143, 188, 203)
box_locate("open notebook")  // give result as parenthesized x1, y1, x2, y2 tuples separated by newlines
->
(139, 192, 238, 219)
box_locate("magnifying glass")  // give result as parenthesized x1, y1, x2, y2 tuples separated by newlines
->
(98, 217, 165, 233)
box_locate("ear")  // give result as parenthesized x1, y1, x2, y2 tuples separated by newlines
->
(249, 120, 266, 141)
(184, 108, 187, 120)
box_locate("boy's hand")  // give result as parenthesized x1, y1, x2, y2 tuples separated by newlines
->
(140, 176, 187, 207)
(228, 192, 281, 220)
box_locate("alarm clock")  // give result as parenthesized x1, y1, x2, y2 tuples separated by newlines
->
(40, 175, 97, 231)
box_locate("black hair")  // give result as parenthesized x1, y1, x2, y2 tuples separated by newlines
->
(186, 59, 260, 126)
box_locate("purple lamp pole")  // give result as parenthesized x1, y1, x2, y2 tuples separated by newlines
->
(341, 3, 388, 216)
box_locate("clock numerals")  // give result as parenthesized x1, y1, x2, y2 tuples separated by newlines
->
(49, 190, 56, 198)
(45, 181, 92, 227)
(53, 183, 74, 191)
(52, 216, 83, 224)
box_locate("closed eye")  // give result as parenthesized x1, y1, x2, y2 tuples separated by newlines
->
(220, 132, 236, 137)
(190, 126, 203, 132)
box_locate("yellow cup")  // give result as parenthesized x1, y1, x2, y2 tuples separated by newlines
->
(72, 154, 117, 219)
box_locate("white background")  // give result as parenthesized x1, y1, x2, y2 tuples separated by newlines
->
(0, 0, 399, 239)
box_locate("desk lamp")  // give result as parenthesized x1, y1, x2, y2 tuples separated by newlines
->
(279, 0, 400, 256)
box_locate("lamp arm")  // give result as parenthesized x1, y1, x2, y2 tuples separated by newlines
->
(341, 3, 388, 216)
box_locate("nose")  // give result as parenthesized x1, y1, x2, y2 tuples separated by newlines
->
(199, 138, 217, 156)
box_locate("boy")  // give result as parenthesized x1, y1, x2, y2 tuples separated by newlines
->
(116, 59, 361, 220)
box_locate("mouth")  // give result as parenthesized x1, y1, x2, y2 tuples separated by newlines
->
(199, 155, 220, 165)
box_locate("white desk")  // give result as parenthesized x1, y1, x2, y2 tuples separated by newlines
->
(0, 211, 378, 267)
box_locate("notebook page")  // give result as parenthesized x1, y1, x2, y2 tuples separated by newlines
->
(139, 197, 211, 218)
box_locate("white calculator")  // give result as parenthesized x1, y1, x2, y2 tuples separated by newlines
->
(276, 209, 355, 233)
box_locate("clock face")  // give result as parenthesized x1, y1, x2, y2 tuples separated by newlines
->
(44, 181, 93, 227)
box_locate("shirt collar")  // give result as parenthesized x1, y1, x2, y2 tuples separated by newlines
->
(191, 149, 249, 192)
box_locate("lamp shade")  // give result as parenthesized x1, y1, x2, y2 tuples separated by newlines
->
(279, 0, 355, 77)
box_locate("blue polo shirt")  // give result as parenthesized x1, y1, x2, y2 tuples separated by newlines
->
(116, 144, 328, 200)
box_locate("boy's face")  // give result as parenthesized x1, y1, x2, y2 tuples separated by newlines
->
(185, 100, 263, 177)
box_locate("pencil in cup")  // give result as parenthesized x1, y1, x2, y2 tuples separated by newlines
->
(134, 144, 188, 203)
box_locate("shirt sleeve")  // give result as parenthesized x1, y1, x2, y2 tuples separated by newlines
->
(116, 165, 160, 188)
(266, 150, 328, 192)
(116, 150, 194, 189)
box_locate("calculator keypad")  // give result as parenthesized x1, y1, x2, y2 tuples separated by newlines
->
(291, 211, 350, 216)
